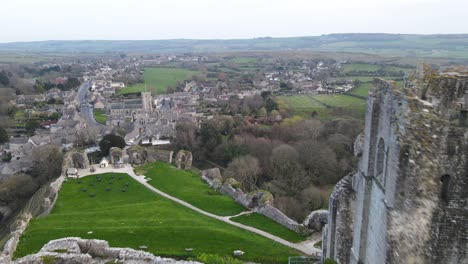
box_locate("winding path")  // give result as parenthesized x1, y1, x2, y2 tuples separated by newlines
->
(77, 165, 322, 256)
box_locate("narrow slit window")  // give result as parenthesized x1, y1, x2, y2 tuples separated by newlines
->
(440, 174, 451, 203)
(375, 138, 386, 184)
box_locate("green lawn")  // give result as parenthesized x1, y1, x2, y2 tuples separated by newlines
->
(382, 65, 412, 73)
(277, 95, 327, 110)
(346, 76, 376, 82)
(312, 94, 367, 118)
(313, 94, 366, 108)
(230, 57, 258, 64)
(118, 67, 200, 95)
(277, 94, 362, 120)
(93, 109, 107, 124)
(15, 173, 300, 263)
(231, 213, 307, 243)
(343, 63, 381, 73)
(136, 162, 245, 216)
(277, 93, 367, 119)
(349, 83, 372, 97)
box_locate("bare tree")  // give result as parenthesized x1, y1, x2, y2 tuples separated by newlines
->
(175, 121, 198, 151)
(30, 145, 64, 184)
(269, 144, 308, 195)
(224, 155, 261, 191)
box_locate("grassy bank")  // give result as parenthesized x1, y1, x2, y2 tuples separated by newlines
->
(15, 173, 300, 263)
(135, 162, 245, 216)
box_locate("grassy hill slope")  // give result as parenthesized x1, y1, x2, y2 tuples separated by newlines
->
(14, 173, 300, 263)
(2, 34, 468, 60)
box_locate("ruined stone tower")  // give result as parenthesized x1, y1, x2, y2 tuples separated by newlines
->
(323, 66, 468, 264)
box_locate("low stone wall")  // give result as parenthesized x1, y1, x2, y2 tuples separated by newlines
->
(0, 212, 32, 263)
(1, 150, 77, 262)
(201, 168, 223, 189)
(37, 176, 65, 218)
(13, 237, 201, 264)
(256, 204, 308, 234)
(202, 169, 312, 235)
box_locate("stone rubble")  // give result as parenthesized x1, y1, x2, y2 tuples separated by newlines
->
(12, 237, 202, 264)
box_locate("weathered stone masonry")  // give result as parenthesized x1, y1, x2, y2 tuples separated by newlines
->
(324, 67, 468, 264)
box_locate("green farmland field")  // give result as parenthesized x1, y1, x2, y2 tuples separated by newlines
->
(118, 67, 200, 95)
(349, 83, 372, 97)
(343, 63, 381, 73)
(277, 95, 327, 110)
(15, 173, 300, 263)
(277, 93, 367, 119)
(313, 94, 366, 108)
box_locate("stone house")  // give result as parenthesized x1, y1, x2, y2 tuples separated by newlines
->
(94, 100, 105, 110)
(102, 87, 115, 97)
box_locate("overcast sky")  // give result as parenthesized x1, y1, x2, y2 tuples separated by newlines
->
(1, 0, 467, 43)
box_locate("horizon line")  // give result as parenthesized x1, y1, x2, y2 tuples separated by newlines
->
(2, 32, 468, 44)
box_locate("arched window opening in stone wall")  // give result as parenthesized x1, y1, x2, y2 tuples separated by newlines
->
(440, 174, 451, 204)
(375, 138, 386, 184)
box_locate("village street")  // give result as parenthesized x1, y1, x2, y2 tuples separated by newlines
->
(77, 81, 103, 128)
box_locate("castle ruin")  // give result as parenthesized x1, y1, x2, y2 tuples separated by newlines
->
(323, 66, 468, 264)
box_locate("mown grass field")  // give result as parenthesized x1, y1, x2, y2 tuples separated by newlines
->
(313, 94, 366, 109)
(230, 57, 259, 64)
(277, 95, 327, 110)
(346, 76, 376, 82)
(277, 94, 366, 119)
(136, 162, 245, 216)
(348, 83, 372, 97)
(93, 109, 106, 124)
(344, 63, 411, 74)
(231, 213, 307, 243)
(343, 63, 381, 73)
(15, 173, 300, 263)
(0, 53, 47, 64)
(118, 67, 200, 95)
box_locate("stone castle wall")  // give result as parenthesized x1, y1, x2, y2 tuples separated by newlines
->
(127, 146, 173, 164)
(324, 69, 468, 264)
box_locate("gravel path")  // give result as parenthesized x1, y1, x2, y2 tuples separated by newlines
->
(77, 165, 322, 256)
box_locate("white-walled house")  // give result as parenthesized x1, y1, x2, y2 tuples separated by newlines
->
(66, 168, 79, 178)
(100, 157, 109, 168)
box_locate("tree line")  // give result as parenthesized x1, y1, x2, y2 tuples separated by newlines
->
(176, 112, 362, 221)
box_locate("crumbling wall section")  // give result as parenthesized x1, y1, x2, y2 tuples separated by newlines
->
(323, 175, 354, 264)
(427, 126, 468, 264)
(325, 69, 468, 264)
(174, 150, 192, 170)
(127, 146, 173, 164)
(13, 237, 201, 264)
(202, 170, 308, 234)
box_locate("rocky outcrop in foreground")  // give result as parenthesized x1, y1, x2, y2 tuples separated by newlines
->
(13, 237, 201, 264)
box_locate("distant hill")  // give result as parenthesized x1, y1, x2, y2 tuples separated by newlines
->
(1, 33, 468, 59)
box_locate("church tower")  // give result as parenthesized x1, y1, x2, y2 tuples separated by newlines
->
(141, 92, 152, 113)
